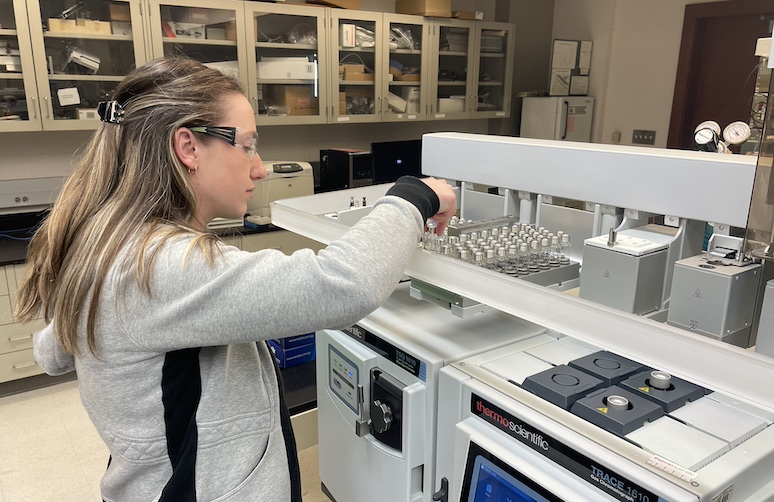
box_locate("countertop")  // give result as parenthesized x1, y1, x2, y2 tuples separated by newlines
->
(0, 212, 283, 266)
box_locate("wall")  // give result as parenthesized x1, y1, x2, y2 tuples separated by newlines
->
(551, 0, 616, 145)
(552, 0, 727, 147)
(489, 0, 554, 137)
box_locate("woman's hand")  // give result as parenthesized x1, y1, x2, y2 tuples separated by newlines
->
(421, 177, 457, 235)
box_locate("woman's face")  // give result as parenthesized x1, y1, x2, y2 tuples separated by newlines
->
(188, 92, 266, 228)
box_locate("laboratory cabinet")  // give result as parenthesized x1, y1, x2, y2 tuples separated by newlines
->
(329, 11, 433, 124)
(1, 0, 515, 133)
(245, 2, 330, 126)
(428, 19, 515, 120)
(146, 0, 249, 90)
(0, 264, 46, 384)
(0, 0, 147, 133)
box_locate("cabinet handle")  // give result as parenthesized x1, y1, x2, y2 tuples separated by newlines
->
(13, 361, 37, 370)
(44, 96, 50, 118)
(9, 334, 33, 343)
(30, 96, 37, 119)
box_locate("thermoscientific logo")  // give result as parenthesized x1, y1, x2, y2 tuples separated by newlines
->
(474, 398, 549, 451)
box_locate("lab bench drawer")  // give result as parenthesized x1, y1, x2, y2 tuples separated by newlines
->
(0, 267, 8, 296)
(0, 319, 45, 355)
(0, 348, 44, 384)
(0, 295, 12, 326)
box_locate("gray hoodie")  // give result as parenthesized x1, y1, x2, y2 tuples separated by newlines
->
(33, 179, 438, 501)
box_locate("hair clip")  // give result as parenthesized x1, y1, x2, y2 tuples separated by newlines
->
(97, 101, 124, 124)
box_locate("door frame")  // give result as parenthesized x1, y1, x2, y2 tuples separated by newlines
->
(667, 0, 774, 149)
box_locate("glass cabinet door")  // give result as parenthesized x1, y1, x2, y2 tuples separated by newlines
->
(429, 19, 475, 120)
(0, 0, 43, 131)
(471, 22, 514, 118)
(25, 0, 146, 130)
(148, 0, 248, 92)
(246, 3, 328, 125)
(330, 10, 382, 124)
(381, 14, 428, 122)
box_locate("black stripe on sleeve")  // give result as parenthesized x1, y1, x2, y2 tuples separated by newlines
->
(159, 347, 203, 502)
(385, 176, 440, 222)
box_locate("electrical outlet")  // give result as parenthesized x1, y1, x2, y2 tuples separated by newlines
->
(14, 195, 30, 205)
(632, 129, 656, 145)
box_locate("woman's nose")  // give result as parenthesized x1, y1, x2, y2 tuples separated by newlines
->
(252, 154, 267, 181)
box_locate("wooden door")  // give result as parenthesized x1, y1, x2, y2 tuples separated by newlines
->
(667, 0, 773, 151)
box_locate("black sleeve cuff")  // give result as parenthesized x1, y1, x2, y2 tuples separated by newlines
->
(385, 176, 441, 222)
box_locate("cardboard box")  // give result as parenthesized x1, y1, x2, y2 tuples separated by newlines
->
(306, 0, 361, 9)
(268, 339, 316, 368)
(341, 63, 364, 74)
(344, 72, 371, 81)
(47, 18, 76, 33)
(257, 60, 316, 80)
(51, 18, 111, 34)
(107, 3, 131, 22)
(396, 0, 451, 17)
(279, 86, 319, 116)
(271, 333, 316, 349)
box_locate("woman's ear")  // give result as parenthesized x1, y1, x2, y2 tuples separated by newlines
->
(173, 127, 198, 171)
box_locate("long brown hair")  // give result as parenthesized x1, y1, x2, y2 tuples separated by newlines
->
(15, 57, 244, 356)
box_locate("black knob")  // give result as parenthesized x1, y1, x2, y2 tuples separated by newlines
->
(370, 399, 392, 433)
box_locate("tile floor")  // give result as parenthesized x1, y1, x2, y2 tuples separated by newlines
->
(0, 380, 330, 502)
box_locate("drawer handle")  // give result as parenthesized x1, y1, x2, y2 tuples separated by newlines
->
(9, 334, 33, 343)
(13, 361, 37, 370)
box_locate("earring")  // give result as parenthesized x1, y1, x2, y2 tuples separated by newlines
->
(188, 165, 198, 175)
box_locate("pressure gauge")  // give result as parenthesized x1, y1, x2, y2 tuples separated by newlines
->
(694, 120, 721, 136)
(694, 127, 719, 152)
(722, 121, 752, 145)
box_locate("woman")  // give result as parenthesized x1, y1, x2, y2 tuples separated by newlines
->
(15, 57, 455, 501)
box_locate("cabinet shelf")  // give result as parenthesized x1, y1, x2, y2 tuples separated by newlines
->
(44, 32, 134, 42)
(480, 52, 505, 58)
(437, 81, 466, 86)
(338, 46, 375, 53)
(48, 74, 124, 82)
(390, 49, 422, 55)
(162, 37, 237, 47)
(0, 73, 24, 80)
(439, 51, 467, 57)
(339, 80, 374, 85)
(389, 81, 421, 86)
(0, 29, 19, 36)
(256, 42, 318, 50)
(257, 78, 317, 85)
